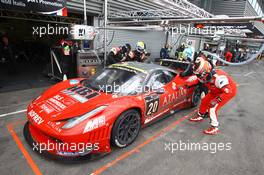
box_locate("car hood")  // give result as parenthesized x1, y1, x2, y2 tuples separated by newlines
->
(31, 80, 114, 122)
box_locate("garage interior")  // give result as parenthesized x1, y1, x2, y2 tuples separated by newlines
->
(0, 10, 92, 93)
(0, 0, 264, 175)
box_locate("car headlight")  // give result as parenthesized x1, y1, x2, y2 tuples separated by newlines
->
(62, 106, 107, 129)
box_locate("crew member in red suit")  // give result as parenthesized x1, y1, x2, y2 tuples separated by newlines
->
(106, 44, 131, 65)
(189, 57, 237, 135)
(225, 50, 233, 62)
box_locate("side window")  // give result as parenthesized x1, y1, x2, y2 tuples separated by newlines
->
(147, 71, 169, 89)
(163, 70, 176, 83)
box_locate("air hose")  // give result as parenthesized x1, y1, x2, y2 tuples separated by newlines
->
(206, 44, 264, 66)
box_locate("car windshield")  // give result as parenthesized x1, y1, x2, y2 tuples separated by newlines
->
(82, 68, 146, 95)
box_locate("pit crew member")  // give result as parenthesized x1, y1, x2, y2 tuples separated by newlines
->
(107, 44, 131, 65)
(189, 57, 237, 135)
(129, 41, 148, 62)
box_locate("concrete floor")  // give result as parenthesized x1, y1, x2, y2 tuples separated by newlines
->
(0, 61, 264, 175)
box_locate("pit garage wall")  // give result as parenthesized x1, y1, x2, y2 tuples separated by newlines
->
(94, 29, 168, 59)
(94, 30, 203, 59)
(93, 15, 202, 59)
(108, 30, 167, 58)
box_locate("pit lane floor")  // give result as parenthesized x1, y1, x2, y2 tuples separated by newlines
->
(0, 61, 264, 175)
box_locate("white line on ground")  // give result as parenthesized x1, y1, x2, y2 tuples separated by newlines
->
(0, 109, 27, 118)
(244, 72, 255, 77)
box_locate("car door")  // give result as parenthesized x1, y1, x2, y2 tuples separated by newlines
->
(172, 73, 198, 109)
(143, 70, 177, 124)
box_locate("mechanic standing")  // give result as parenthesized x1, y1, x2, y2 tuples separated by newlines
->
(129, 41, 147, 62)
(225, 49, 233, 63)
(189, 57, 237, 135)
(175, 43, 185, 59)
(183, 41, 195, 61)
(177, 42, 195, 62)
(106, 44, 131, 65)
(160, 43, 171, 60)
(60, 39, 72, 79)
(0, 35, 15, 75)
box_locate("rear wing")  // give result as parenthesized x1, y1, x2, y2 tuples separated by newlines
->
(160, 59, 193, 70)
(160, 59, 197, 78)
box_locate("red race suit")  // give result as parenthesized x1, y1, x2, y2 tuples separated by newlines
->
(199, 69, 237, 127)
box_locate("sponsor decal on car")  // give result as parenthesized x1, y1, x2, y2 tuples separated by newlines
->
(144, 108, 169, 124)
(28, 109, 44, 125)
(83, 116, 106, 133)
(57, 151, 80, 156)
(162, 88, 187, 107)
(186, 75, 198, 83)
(61, 97, 76, 106)
(70, 94, 88, 103)
(40, 103, 54, 114)
(145, 95, 160, 116)
(172, 82, 177, 90)
(47, 95, 67, 111)
(62, 86, 99, 103)
(69, 79, 79, 85)
(44, 94, 77, 113)
(47, 121, 62, 133)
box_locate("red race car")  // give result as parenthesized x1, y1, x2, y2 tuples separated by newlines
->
(24, 61, 200, 158)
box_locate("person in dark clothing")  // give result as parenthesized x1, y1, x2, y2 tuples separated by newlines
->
(128, 41, 148, 62)
(160, 44, 171, 59)
(59, 39, 73, 78)
(107, 44, 131, 65)
(0, 36, 16, 74)
(175, 43, 186, 58)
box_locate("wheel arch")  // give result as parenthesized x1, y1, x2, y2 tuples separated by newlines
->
(109, 107, 143, 148)
(110, 106, 144, 128)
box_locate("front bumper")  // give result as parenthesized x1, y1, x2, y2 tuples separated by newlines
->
(23, 121, 111, 159)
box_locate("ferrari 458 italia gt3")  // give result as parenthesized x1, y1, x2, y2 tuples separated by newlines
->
(24, 62, 200, 158)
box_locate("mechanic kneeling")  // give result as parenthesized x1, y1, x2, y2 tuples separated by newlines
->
(107, 44, 131, 65)
(189, 57, 237, 135)
(129, 41, 148, 62)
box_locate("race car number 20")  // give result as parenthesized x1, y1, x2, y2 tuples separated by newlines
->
(145, 96, 160, 116)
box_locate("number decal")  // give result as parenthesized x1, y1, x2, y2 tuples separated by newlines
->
(145, 96, 160, 116)
(147, 103, 153, 116)
(153, 100, 159, 112)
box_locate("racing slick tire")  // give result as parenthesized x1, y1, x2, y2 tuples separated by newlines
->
(111, 109, 141, 148)
(191, 86, 201, 107)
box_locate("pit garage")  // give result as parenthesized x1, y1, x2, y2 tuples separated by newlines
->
(1, 0, 264, 175)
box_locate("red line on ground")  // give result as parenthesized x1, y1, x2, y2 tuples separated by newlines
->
(5, 110, 196, 175)
(6, 122, 42, 175)
(91, 110, 197, 175)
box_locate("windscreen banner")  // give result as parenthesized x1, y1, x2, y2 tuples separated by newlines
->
(0, 0, 67, 16)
